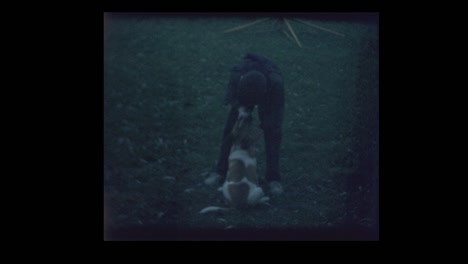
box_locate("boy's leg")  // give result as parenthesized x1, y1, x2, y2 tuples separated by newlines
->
(259, 72, 284, 193)
(208, 107, 238, 185)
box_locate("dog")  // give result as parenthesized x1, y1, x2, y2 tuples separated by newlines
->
(199, 106, 269, 214)
(221, 106, 269, 208)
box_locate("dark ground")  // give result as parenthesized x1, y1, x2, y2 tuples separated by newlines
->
(103, 13, 379, 240)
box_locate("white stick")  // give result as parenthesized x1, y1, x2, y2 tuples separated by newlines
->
(295, 19, 345, 37)
(283, 18, 302, 48)
(223, 18, 270, 33)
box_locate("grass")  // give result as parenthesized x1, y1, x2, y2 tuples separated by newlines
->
(103, 14, 379, 240)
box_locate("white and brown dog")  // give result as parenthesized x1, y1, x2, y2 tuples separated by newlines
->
(200, 106, 269, 214)
(220, 106, 269, 209)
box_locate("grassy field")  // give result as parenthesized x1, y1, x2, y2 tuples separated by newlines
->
(103, 14, 379, 240)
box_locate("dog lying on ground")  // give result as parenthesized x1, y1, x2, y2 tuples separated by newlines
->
(200, 106, 269, 214)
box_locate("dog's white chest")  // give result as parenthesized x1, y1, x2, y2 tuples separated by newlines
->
(229, 149, 256, 167)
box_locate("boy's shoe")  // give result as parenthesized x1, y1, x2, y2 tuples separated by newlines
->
(269, 181, 284, 195)
(204, 172, 221, 185)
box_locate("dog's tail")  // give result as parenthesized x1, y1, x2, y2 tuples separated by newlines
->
(199, 206, 230, 214)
